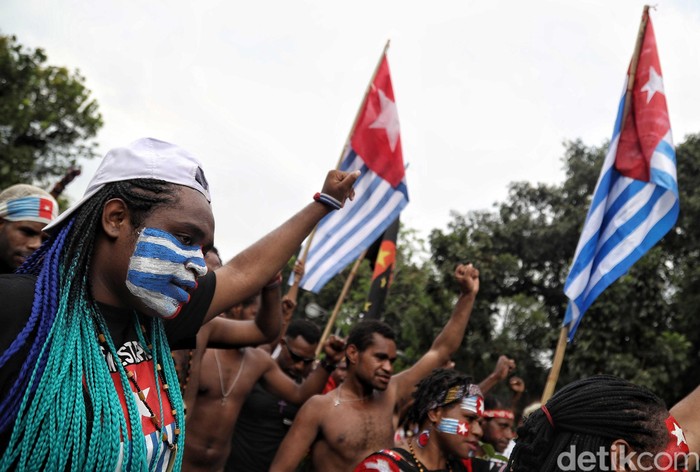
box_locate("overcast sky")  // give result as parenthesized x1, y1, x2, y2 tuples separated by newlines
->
(4, 0, 700, 261)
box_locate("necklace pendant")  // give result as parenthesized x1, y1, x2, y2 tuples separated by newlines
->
(221, 397, 227, 406)
(334, 398, 340, 407)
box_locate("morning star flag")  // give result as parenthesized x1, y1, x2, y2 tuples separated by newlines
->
(563, 10, 678, 340)
(297, 52, 409, 293)
(362, 217, 400, 319)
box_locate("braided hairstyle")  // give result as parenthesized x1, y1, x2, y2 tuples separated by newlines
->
(0, 179, 185, 471)
(407, 368, 474, 427)
(508, 375, 668, 472)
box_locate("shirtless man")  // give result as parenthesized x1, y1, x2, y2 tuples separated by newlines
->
(182, 293, 344, 472)
(270, 263, 480, 472)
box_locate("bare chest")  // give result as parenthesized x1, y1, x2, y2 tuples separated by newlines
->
(318, 400, 395, 464)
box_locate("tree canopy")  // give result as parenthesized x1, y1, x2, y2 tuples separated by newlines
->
(0, 34, 102, 189)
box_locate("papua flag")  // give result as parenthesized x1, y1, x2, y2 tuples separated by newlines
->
(362, 217, 400, 319)
(296, 52, 409, 293)
(563, 10, 678, 339)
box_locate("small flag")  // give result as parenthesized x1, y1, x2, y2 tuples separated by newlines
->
(296, 51, 409, 293)
(362, 217, 400, 319)
(563, 10, 679, 339)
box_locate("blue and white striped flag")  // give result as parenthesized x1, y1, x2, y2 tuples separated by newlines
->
(296, 52, 409, 293)
(563, 12, 679, 339)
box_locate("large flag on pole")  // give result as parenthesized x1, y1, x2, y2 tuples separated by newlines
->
(297, 51, 409, 293)
(563, 10, 678, 340)
(362, 217, 400, 319)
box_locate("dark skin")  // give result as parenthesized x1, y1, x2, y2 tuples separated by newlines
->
(270, 263, 480, 472)
(0, 219, 48, 273)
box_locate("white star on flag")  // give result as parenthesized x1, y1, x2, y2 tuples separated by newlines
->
(369, 89, 400, 152)
(364, 458, 393, 472)
(641, 66, 665, 104)
(133, 387, 151, 417)
(671, 421, 687, 447)
(457, 422, 470, 436)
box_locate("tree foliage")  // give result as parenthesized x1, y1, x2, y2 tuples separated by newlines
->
(0, 34, 102, 189)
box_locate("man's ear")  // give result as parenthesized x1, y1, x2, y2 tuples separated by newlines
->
(610, 439, 633, 471)
(101, 198, 131, 238)
(346, 344, 359, 366)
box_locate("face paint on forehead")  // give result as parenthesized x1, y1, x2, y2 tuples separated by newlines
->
(436, 418, 470, 437)
(126, 227, 207, 319)
(657, 416, 689, 472)
(461, 395, 484, 417)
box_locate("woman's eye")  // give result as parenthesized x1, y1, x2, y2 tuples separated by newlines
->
(177, 235, 193, 245)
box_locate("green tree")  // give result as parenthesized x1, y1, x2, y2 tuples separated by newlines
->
(0, 34, 102, 189)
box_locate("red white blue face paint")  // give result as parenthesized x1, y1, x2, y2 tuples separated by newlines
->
(461, 395, 484, 417)
(657, 416, 689, 472)
(436, 418, 470, 437)
(126, 227, 207, 319)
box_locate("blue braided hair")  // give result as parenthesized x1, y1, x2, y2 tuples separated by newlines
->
(0, 179, 186, 471)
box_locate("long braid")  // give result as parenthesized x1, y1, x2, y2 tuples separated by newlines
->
(508, 375, 668, 472)
(0, 179, 183, 471)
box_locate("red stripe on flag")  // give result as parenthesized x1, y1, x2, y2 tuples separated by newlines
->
(351, 54, 406, 188)
(614, 15, 671, 181)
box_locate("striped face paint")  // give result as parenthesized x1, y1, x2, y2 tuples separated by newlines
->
(126, 227, 207, 319)
(436, 418, 470, 437)
(461, 395, 484, 416)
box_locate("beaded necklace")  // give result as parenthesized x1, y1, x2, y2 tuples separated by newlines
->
(408, 439, 453, 472)
(95, 313, 182, 471)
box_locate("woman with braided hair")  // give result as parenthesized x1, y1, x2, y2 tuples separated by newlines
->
(355, 368, 492, 472)
(0, 138, 359, 471)
(507, 375, 691, 472)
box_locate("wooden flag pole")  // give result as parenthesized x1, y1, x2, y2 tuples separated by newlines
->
(287, 40, 392, 303)
(541, 325, 569, 403)
(541, 7, 650, 403)
(316, 249, 368, 356)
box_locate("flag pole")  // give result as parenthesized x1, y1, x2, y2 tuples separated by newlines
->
(287, 40, 392, 303)
(316, 249, 369, 356)
(541, 7, 650, 403)
(541, 325, 569, 403)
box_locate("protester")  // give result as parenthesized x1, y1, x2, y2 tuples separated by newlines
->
(508, 375, 691, 472)
(478, 395, 515, 468)
(226, 319, 324, 471)
(0, 137, 359, 471)
(323, 359, 348, 394)
(355, 368, 490, 472)
(183, 317, 342, 472)
(0, 184, 58, 274)
(270, 263, 480, 472)
(672, 385, 700, 470)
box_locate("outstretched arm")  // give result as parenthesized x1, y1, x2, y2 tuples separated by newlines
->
(392, 263, 479, 404)
(670, 385, 700, 469)
(205, 169, 359, 323)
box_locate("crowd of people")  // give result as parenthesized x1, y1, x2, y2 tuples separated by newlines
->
(0, 138, 698, 471)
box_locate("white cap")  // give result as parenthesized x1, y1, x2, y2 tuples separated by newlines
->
(45, 138, 210, 232)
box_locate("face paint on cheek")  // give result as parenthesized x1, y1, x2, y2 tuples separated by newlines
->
(436, 418, 471, 437)
(656, 416, 689, 472)
(126, 227, 207, 319)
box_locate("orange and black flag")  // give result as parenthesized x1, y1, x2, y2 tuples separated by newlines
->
(362, 217, 400, 319)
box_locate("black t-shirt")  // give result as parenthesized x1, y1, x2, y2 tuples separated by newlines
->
(0, 271, 216, 461)
(226, 380, 301, 471)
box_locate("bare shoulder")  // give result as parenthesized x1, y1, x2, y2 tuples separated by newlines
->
(298, 391, 335, 419)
